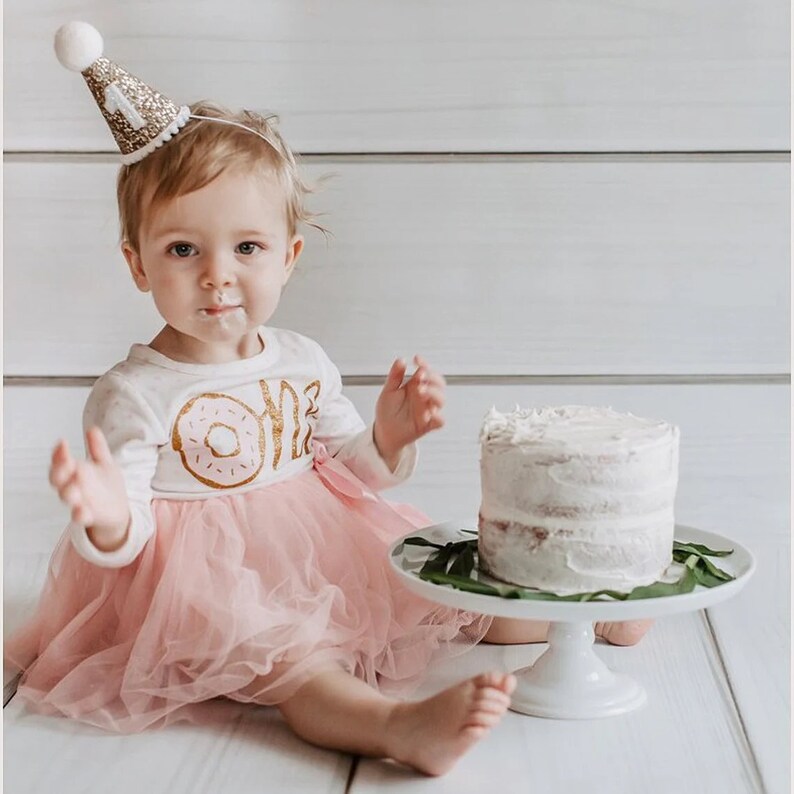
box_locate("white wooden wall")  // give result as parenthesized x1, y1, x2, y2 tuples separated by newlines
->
(4, 2, 789, 793)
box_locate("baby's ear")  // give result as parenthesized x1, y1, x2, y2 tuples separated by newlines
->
(283, 234, 304, 283)
(121, 242, 150, 292)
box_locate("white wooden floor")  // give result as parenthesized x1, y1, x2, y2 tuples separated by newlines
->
(2, 594, 782, 793)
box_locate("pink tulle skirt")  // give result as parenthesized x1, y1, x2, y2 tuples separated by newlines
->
(5, 454, 491, 733)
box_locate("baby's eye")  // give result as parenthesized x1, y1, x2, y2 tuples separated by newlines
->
(236, 242, 263, 256)
(168, 243, 197, 258)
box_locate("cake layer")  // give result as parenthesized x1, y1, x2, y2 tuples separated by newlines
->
(478, 515, 674, 595)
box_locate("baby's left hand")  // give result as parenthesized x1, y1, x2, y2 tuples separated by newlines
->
(374, 355, 446, 468)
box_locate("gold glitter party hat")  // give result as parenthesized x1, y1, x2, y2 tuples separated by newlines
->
(54, 21, 190, 164)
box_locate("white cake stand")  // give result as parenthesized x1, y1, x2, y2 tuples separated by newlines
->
(389, 523, 755, 720)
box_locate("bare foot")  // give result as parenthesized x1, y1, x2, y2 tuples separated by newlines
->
(386, 671, 516, 776)
(595, 619, 654, 646)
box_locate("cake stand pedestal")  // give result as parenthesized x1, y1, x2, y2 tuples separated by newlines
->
(390, 523, 755, 720)
(509, 621, 647, 718)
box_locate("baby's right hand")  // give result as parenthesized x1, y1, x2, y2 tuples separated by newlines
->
(49, 427, 130, 549)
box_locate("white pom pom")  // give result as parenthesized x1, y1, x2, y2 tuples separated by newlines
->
(54, 21, 104, 72)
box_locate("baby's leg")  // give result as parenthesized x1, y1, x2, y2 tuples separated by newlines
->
(277, 668, 516, 776)
(483, 618, 549, 644)
(484, 617, 653, 646)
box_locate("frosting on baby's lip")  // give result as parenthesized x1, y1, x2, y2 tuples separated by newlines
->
(199, 300, 245, 317)
(202, 293, 243, 310)
(480, 404, 677, 452)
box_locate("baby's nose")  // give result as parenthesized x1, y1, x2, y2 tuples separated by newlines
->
(201, 257, 235, 288)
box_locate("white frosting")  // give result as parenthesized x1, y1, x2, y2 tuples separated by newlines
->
(478, 405, 679, 595)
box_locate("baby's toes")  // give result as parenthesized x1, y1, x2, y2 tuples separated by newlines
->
(474, 671, 507, 690)
(461, 724, 489, 741)
(465, 693, 511, 730)
(464, 710, 504, 731)
(464, 673, 514, 728)
(475, 671, 516, 696)
(473, 690, 511, 716)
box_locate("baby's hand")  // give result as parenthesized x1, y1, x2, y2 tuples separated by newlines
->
(374, 355, 446, 467)
(49, 428, 130, 550)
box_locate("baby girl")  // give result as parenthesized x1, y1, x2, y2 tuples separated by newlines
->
(5, 22, 649, 777)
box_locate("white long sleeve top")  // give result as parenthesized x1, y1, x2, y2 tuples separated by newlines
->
(69, 326, 417, 568)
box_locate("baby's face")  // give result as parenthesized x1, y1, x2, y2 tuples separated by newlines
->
(125, 167, 302, 361)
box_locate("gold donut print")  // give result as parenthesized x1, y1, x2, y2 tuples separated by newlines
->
(172, 379, 322, 489)
(173, 392, 265, 489)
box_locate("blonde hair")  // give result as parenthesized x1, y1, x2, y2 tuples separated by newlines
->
(117, 101, 323, 251)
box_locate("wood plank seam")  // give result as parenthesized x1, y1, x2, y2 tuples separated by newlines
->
(4, 375, 791, 388)
(3, 151, 791, 164)
(4, 674, 21, 707)
(344, 756, 360, 793)
(702, 610, 767, 793)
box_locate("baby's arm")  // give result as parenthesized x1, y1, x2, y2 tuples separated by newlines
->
(311, 345, 443, 491)
(50, 429, 131, 551)
(51, 371, 164, 568)
(372, 355, 445, 466)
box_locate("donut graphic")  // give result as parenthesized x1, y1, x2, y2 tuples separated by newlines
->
(172, 379, 322, 489)
(173, 392, 266, 489)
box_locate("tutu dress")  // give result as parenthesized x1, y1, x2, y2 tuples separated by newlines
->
(4, 327, 490, 733)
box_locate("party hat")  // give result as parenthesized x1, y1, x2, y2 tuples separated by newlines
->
(54, 21, 190, 164)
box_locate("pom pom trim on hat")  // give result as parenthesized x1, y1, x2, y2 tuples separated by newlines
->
(119, 106, 191, 164)
(54, 21, 104, 73)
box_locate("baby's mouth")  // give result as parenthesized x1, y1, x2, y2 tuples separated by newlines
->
(200, 305, 243, 317)
(200, 292, 245, 318)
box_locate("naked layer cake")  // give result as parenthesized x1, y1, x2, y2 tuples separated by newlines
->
(478, 405, 680, 595)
